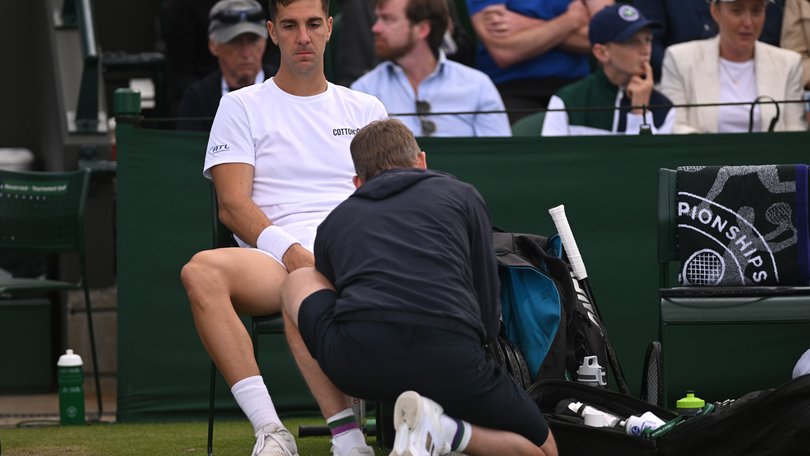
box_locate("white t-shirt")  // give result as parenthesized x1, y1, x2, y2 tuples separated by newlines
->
(718, 58, 760, 133)
(204, 78, 387, 250)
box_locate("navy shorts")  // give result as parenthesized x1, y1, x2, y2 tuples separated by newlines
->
(298, 289, 549, 446)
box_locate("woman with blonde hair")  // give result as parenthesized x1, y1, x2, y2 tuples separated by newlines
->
(661, 0, 806, 133)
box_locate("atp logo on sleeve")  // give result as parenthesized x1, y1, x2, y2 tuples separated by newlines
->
(209, 144, 231, 155)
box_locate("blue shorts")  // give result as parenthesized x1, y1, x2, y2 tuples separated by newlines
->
(298, 289, 550, 445)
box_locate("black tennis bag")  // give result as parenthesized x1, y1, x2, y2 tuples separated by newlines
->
(529, 376, 810, 456)
(492, 230, 619, 388)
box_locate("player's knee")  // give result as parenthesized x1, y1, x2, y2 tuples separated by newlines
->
(181, 250, 226, 297)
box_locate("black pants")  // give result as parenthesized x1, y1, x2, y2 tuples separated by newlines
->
(298, 289, 550, 445)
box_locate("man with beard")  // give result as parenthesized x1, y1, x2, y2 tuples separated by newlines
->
(350, 0, 511, 137)
(542, 4, 675, 136)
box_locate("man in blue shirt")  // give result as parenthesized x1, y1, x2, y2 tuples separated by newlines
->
(351, 0, 511, 136)
(467, 0, 604, 123)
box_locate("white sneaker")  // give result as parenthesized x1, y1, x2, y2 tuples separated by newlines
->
(389, 391, 451, 456)
(332, 445, 376, 456)
(252, 423, 299, 456)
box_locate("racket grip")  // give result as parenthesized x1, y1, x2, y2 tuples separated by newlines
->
(548, 205, 588, 280)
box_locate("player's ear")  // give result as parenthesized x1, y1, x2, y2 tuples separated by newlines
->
(353, 175, 364, 189)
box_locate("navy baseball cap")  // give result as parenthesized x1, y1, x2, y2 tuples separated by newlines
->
(588, 4, 661, 45)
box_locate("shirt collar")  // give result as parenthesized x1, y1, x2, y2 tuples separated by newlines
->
(220, 68, 266, 96)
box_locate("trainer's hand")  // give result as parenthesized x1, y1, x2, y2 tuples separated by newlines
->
(282, 244, 315, 272)
(627, 61, 654, 114)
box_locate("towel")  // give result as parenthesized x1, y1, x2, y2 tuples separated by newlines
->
(676, 164, 809, 286)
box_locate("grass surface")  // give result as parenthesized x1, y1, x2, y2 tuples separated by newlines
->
(0, 417, 359, 456)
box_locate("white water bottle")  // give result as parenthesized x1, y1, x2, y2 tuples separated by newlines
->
(622, 411, 666, 436)
(576, 356, 607, 388)
(567, 401, 622, 428)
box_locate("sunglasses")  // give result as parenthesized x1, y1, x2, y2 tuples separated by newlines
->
(212, 7, 265, 24)
(416, 100, 436, 137)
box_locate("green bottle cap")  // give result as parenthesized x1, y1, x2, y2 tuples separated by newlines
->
(676, 390, 705, 410)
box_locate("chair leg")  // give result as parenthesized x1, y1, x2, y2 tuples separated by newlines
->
(82, 284, 103, 420)
(208, 360, 216, 456)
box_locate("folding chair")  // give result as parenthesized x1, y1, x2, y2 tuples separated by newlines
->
(656, 167, 810, 408)
(0, 168, 103, 419)
(206, 187, 284, 456)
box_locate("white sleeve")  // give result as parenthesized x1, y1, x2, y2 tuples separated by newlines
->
(203, 94, 256, 178)
(783, 54, 808, 131)
(474, 77, 512, 137)
(625, 106, 677, 135)
(541, 96, 570, 136)
(660, 48, 699, 134)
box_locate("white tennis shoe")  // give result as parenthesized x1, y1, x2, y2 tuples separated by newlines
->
(252, 422, 299, 456)
(389, 391, 451, 456)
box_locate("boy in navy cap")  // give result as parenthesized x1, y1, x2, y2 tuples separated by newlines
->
(542, 4, 675, 136)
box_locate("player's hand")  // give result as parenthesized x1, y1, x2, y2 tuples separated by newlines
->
(627, 61, 654, 114)
(282, 244, 315, 272)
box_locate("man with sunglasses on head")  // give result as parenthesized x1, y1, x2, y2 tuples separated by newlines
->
(542, 4, 675, 136)
(350, 0, 511, 137)
(180, 0, 387, 454)
(177, 0, 278, 131)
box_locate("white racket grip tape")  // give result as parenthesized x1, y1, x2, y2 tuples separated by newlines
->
(548, 205, 588, 280)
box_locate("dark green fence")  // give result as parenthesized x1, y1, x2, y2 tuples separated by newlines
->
(116, 123, 810, 421)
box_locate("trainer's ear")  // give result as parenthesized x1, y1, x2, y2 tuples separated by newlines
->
(416, 151, 427, 170)
(353, 175, 364, 189)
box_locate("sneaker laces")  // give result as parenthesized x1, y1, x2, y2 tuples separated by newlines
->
(252, 427, 295, 456)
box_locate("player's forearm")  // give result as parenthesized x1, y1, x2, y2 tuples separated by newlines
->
(217, 198, 271, 247)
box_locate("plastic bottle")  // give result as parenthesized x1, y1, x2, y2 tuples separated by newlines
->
(567, 401, 622, 427)
(57, 349, 85, 425)
(576, 356, 607, 388)
(621, 411, 666, 435)
(676, 390, 705, 416)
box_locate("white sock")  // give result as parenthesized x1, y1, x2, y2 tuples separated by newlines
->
(231, 375, 282, 433)
(328, 408, 367, 455)
(440, 414, 471, 452)
(793, 348, 810, 379)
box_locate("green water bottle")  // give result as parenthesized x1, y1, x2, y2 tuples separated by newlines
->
(676, 390, 705, 416)
(57, 349, 85, 425)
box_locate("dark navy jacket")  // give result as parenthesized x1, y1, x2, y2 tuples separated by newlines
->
(314, 168, 500, 344)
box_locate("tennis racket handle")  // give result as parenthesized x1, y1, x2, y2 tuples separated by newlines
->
(548, 205, 588, 280)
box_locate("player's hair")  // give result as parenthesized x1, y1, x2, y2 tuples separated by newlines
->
(269, 0, 330, 21)
(351, 119, 421, 181)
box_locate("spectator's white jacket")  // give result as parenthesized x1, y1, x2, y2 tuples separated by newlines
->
(661, 36, 807, 133)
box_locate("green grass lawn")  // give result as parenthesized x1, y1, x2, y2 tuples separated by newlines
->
(0, 417, 372, 456)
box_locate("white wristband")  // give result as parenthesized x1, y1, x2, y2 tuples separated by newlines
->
(256, 225, 299, 261)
